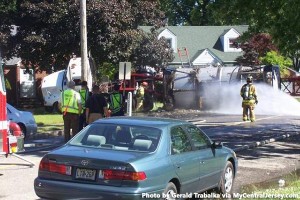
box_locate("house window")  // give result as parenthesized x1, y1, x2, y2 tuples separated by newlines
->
(229, 39, 236, 48)
(166, 38, 172, 48)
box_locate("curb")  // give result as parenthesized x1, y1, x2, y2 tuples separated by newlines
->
(233, 131, 300, 152)
(17, 141, 64, 154)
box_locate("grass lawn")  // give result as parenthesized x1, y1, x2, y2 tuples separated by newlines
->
(241, 170, 300, 200)
(34, 114, 63, 134)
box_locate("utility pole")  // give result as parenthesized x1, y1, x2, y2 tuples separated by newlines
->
(80, 0, 88, 82)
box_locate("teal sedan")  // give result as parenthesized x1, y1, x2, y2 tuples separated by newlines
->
(34, 117, 237, 199)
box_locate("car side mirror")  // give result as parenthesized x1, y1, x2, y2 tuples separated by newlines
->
(211, 141, 223, 149)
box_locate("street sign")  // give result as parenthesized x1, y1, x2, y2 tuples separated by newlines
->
(119, 62, 131, 80)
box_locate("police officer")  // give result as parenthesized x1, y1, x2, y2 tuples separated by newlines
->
(58, 81, 82, 142)
(240, 75, 258, 122)
(78, 81, 89, 131)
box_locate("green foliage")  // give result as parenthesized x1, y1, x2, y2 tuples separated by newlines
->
(260, 51, 292, 76)
(1, 0, 173, 72)
(98, 62, 117, 82)
(159, 0, 212, 25)
(207, 0, 300, 71)
(236, 33, 278, 66)
(132, 31, 174, 67)
(0, 1, 17, 48)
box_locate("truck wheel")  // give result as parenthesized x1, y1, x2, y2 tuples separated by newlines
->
(45, 106, 54, 113)
(164, 95, 174, 111)
(143, 99, 154, 112)
(53, 102, 61, 114)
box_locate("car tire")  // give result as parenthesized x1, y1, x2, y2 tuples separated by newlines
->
(162, 182, 177, 200)
(217, 161, 234, 195)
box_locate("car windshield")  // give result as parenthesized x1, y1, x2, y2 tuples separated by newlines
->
(69, 124, 162, 152)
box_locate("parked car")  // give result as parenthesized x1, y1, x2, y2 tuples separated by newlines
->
(7, 103, 37, 138)
(34, 117, 237, 200)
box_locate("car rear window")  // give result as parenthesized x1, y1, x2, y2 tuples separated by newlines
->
(69, 124, 161, 152)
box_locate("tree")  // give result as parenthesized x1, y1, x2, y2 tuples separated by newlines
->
(159, 0, 212, 25)
(260, 51, 292, 77)
(236, 33, 278, 66)
(207, 0, 300, 71)
(2, 0, 173, 73)
(0, 1, 17, 53)
(131, 31, 174, 67)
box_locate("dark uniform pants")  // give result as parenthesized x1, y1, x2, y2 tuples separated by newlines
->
(63, 112, 79, 142)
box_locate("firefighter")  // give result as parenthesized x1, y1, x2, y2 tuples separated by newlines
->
(240, 75, 258, 122)
(58, 81, 82, 142)
(135, 82, 148, 111)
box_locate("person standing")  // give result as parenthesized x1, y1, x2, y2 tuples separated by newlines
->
(58, 81, 82, 142)
(109, 84, 124, 116)
(135, 81, 148, 111)
(240, 75, 258, 122)
(78, 81, 90, 131)
(85, 85, 108, 124)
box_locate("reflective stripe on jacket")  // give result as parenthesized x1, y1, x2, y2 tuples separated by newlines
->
(61, 89, 79, 114)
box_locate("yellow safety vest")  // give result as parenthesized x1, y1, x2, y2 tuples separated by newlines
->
(61, 89, 79, 114)
(79, 89, 89, 109)
(110, 92, 123, 114)
(5, 78, 12, 90)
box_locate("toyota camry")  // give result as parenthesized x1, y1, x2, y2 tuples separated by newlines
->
(34, 117, 237, 199)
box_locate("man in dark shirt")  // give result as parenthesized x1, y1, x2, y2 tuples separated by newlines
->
(85, 85, 108, 124)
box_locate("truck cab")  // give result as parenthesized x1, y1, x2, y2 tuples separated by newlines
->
(41, 56, 94, 112)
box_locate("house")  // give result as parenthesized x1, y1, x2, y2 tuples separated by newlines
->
(139, 26, 249, 109)
(140, 25, 249, 68)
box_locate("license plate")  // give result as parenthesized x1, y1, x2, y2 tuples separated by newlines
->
(75, 168, 96, 180)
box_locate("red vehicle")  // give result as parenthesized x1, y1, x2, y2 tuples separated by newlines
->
(119, 70, 164, 112)
(0, 62, 9, 155)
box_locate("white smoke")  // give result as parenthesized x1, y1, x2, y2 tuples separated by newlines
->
(202, 82, 300, 116)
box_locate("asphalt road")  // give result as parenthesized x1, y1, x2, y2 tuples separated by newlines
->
(0, 114, 299, 199)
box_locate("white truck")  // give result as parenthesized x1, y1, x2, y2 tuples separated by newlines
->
(41, 56, 94, 113)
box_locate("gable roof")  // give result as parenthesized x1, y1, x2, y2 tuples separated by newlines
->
(140, 25, 249, 66)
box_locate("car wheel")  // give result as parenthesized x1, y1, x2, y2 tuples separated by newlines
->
(162, 182, 177, 200)
(218, 161, 234, 194)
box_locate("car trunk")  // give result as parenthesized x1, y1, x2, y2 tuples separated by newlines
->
(39, 145, 148, 187)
